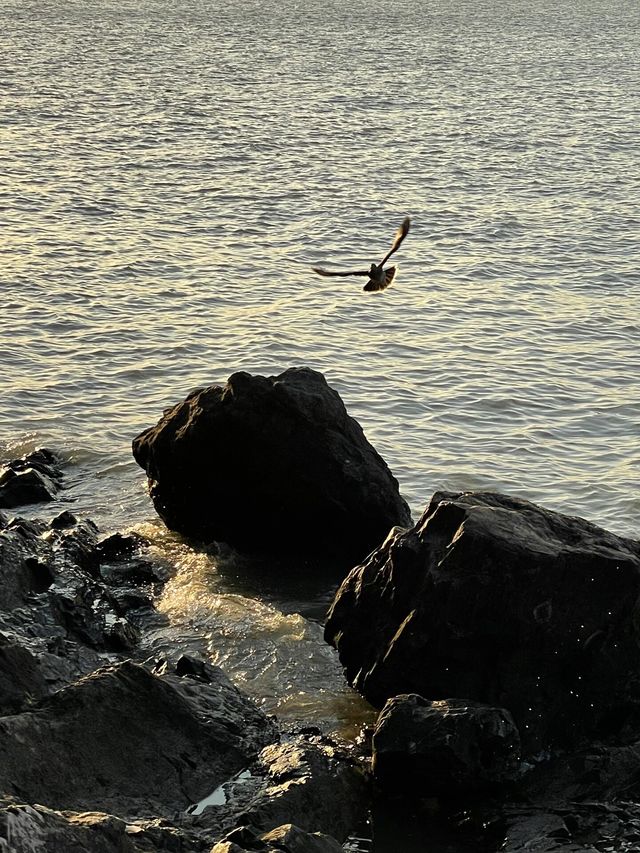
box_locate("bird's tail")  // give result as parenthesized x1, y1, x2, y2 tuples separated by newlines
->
(363, 266, 396, 292)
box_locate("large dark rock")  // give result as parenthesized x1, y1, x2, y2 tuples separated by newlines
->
(372, 695, 521, 797)
(132, 368, 411, 561)
(0, 660, 274, 818)
(325, 491, 640, 753)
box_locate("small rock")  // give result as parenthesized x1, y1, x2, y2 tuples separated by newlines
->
(50, 510, 79, 529)
(0, 449, 63, 509)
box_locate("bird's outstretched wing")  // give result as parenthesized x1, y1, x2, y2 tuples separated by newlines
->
(379, 216, 411, 267)
(363, 266, 397, 292)
(312, 267, 370, 277)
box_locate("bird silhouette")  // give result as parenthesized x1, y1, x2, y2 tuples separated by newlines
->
(312, 216, 411, 292)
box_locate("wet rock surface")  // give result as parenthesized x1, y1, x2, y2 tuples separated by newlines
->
(325, 490, 640, 753)
(0, 448, 64, 508)
(325, 490, 640, 852)
(132, 367, 411, 562)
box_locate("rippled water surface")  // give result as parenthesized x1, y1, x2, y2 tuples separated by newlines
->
(1, 0, 639, 732)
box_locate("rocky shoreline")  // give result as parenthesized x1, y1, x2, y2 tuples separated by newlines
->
(0, 447, 367, 853)
(3, 367, 640, 852)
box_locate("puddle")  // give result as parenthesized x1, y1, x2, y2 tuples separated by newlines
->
(186, 769, 253, 815)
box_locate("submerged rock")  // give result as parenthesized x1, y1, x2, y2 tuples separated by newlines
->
(372, 695, 521, 797)
(325, 491, 640, 753)
(132, 367, 411, 562)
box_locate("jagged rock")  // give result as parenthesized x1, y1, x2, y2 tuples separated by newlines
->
(0, 799, 135, 853)
(219, 738, 368, 842)
(44, 516, 100, 576)
(132, 367, 411, 561)
(211, 822, 344, 852)
(0, 660, 273, 818)
(50, 509, 79, 529)
(519, 738, 640, 803)
(100, 557, 167, 587)
(501, 811, 574, 852)
(0, 517, 54, 610)
(325, 491, 640, 753)
(0, 513, 142, 654)
(107, 587, 155, 614)
(0, 448, 63, 508)
(372, 695, 521, 797)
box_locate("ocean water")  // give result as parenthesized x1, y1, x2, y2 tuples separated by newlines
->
(2, 0, 639, 736)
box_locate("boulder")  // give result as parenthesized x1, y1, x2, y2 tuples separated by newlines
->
(132, 367, 411, 561)
(0, 660, 273, 817)
(372, 695, 521, 797)
(325, 491, 640, 753)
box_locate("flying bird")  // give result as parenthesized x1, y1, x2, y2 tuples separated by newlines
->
(312, 216, 411, 292)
